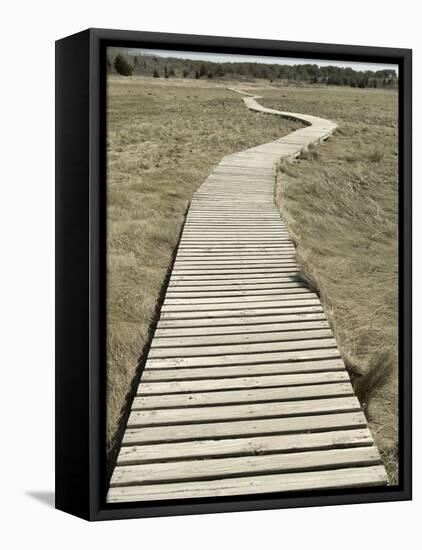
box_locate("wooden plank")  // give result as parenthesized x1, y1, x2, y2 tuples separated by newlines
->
(184, 222, 285, 226)
(186, 216, 281, 220)
(165, 288, 311, 298)
(111, 447, 381, 487)
(163, 294, 317, 306)
(159, 305, 324, 320)
(177, 248, 296, 254)
(178, 246, 294, 251)
(165, 287, 311, 298)
(108, 466, 387, 502)
(157, 312, 327, 328)
(138, 371, 350, 394)
(176, 252, 296, 257)
(176, 254, 297, 260)
(179, 241, 294, 246)
(122, 411, 367, 445)
(171, 264, 303, 273)
(142, 359, 346, 381)
(168, 277, 306, 287)
(133, 383, 353, 409)
(181, 234, 289, 238)
(170, 274, 303, 283)
(183, 228, 287, 232)
(180, 242, 294, 248)
(174, 260, 297, 267)
(145, 348, 340, 369)
(186, 212, 280, 216)
(151, 328, 333, 347)
(147, 338, 337, 359)
(161, 298, 320, 312)
(128, 396, 361, 427)
(117, 428, 372, 464)
(154, 320, 330, 337)
(176, 246, 293, 253)
(170, 269, 301, 279)
(177, 248, 295, 254)
(183, 232, 289, 236)
(171, 270, 300, 277)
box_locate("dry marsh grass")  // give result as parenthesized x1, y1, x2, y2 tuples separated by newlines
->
(256, 86, 398, 483)
(106, 76, 300, 469)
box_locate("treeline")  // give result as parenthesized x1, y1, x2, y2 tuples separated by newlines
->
(107, 50, 398, 89)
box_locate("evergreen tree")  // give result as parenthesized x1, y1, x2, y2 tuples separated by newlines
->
(114, 54, 133, 77)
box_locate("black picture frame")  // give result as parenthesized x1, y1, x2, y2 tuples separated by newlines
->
(55, 27, 412, 521)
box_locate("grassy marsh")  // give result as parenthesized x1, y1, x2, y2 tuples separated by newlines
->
(107, 77, 399, 484)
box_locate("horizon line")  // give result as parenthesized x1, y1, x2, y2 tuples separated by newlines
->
(108, 47, 398, 74)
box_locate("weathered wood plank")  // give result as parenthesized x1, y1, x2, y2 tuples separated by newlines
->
(163, 293, 317, 306)
(142, 359, 346, 381)
(174, 262, 298, 269)
(176, 254, 297, 261)
(154, 320, 330, 337)
(171, 270, 301, 277)
(138, 371, 350, 394)
(133, 383, 353, 409)
(168, 278, 306, 287)
(117, 428, 372, 465)
(159, 306, 324, 321)
(108, 466, 387, 502)
(147, 337, 337, 359)
(122, 411, 367, 445)
(157, 312, 327, 328)
(145, 348, 340, 369)
(170, 275, 303, 284)
(111, 447, 381, 487)
(151, 328, 332, 347)
(128, 396, 361, 427)
(161, 297, 320, 312)
(165, 287, 311, 298)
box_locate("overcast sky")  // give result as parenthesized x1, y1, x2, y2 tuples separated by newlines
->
(125, 48, 398, 74)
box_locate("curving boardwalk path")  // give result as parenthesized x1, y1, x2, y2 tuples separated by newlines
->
(107, 89, 388, 503)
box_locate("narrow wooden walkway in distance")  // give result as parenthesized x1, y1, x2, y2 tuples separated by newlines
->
(107, 90, 388, 503)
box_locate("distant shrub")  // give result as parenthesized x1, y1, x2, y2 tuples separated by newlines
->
(183, 69, 189, 78)
(164, 66, 169, 79)
(153, 69, 160, 78)
(169, 68, 175, 77)
(114, 54, 133, 77)
(195, 70, 200, 79)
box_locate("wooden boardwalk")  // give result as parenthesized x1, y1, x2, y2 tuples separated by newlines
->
(107, 90, 388, 503)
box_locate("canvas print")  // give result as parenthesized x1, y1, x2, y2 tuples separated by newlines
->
(105, 47, 398, 504)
